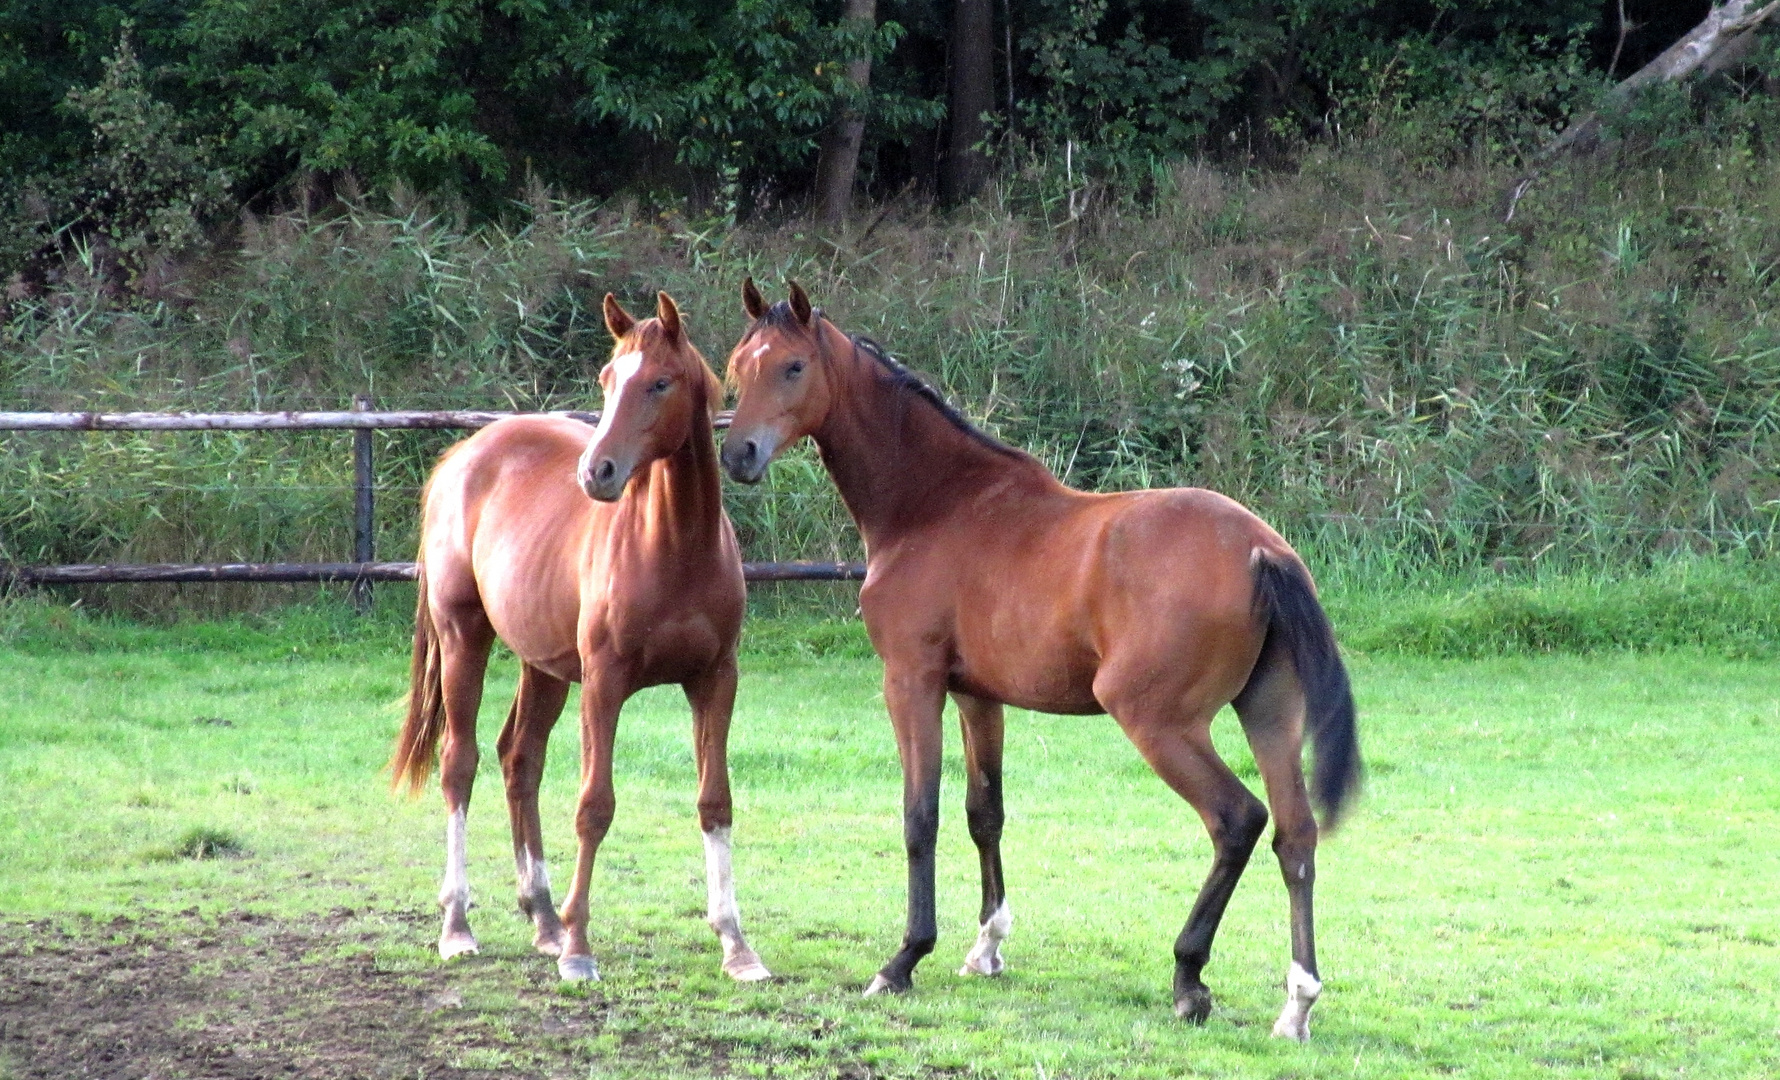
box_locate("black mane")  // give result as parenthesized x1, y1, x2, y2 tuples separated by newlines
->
(848, 333, 1027, 460)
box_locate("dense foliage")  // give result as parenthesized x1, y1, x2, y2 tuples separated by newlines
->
(0, 1, 1735, 240)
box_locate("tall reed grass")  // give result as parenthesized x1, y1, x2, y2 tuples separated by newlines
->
(4, 137, 1779, 612)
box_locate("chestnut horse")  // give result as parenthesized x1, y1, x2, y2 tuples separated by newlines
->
(720, 281, 1358, 1040)
(390, 292, 770, 984)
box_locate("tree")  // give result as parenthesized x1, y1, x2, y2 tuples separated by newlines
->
(940, 0, 994, 204)
(813, 0, 880, 223)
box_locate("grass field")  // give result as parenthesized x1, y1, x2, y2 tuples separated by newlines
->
(1, 598, 1777, 1079)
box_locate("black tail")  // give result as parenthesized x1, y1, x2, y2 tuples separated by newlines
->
(1253, 554, 1361, 826)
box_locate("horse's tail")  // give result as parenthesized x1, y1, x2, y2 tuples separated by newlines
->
(1252, 553, 1361, 826)
(390, 564, 446, 796)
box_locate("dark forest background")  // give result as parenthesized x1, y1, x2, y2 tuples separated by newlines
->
(0, 2, 1734, 249)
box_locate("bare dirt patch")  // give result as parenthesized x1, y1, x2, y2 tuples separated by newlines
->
(0, 910, 603, 1080)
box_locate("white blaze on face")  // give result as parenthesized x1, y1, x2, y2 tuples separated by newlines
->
(591, 349, 645, 443)
(440, 806, 470, 911)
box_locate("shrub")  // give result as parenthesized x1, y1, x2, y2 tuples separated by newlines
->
(1, 33, 231, 288)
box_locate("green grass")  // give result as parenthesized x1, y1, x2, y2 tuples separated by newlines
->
(1328, 558, 1780, 659)
(1, 605, 1777, 1078)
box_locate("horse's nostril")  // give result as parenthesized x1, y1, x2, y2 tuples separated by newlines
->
(596, 459, 616, 482)
(743, 439, 759, 462)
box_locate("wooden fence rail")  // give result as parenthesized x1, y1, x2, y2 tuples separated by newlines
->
(0, 409, 862, 600)
(2, 561, 866, 585)
(0, 409, 739, 431)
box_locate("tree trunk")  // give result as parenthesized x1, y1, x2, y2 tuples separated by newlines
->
(813, 0, 879, 225)
(1506, 0, 1780, 219)
(939, 0, 994, 205)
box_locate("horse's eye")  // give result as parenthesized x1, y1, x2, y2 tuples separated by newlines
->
(786, 360, 805, 378)
(651, 377, 671, 393)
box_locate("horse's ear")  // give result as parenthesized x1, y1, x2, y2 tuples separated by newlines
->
(788, 280, 812, 327)
(741, 277, 768, 320)
(604, 293, 636, 341)
(656, 291, 682, 341)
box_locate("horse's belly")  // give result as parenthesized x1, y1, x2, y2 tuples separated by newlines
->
(948, 647, 1102, 715)
(478, 562, 583, 678)
(944, 584, 1102, 713)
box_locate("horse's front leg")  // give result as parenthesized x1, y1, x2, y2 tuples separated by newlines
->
(954, 692, 1010, 977)
(555, 661, 625, 982)
(686, 654, 772, 981)
(864, 662, 947, 996)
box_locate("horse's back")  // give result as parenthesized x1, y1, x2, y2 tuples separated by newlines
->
(924, 482, 1296, 714)
(1096, 486, 1298, 595)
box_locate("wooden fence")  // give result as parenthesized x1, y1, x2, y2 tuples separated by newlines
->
(0, 406, 865, 604)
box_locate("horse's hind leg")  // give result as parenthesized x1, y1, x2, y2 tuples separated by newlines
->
(497, 664, 572, 957)
(1112, 706, 1269, 1024)
(954, 692, 1010, 977)
(435, 601, 496, 960)
(686, 656, 771, 981)
(1234, 654, 1323, 1042)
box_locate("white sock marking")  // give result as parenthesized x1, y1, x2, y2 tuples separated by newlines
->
(439, 807, 470, 912)
(1271, 960, 1323, 1041)
(519, 849, 551, 903)
(960, 899, 1012, 975)
(703, 826, 771, 980)
(703, 825, 742, 942)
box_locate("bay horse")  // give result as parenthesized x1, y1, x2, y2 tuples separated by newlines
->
(390, 291, 771, 984)
(719, 280, 1358, 1040)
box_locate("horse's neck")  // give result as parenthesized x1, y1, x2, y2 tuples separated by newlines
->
(812, 323, 1037, 548)
(627, 422, 726, 551)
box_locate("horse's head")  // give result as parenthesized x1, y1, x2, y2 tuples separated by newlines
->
(720, 278, 833, 484)
(577, 291, 723, 502)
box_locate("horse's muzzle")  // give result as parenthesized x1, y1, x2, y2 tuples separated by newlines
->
(720, 431, 775, 485)
(579, 455, 630, 502)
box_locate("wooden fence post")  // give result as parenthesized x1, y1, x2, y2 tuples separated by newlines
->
(352, 395, 375, 613)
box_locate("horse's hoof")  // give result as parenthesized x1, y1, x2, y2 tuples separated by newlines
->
(863, 973, 905, 997)
(533, 930, 564, 958)
(438, 932, 480, 961)
(725, 957, 773, 982)
(959, 951, 1005, 977)
(1271, 1012, 1311, 1042)
(1174, 987, 1213, 1024)
(557, 954, 600, 982)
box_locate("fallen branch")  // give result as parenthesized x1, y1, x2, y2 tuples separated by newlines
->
(1505, 0, 1780, 221)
